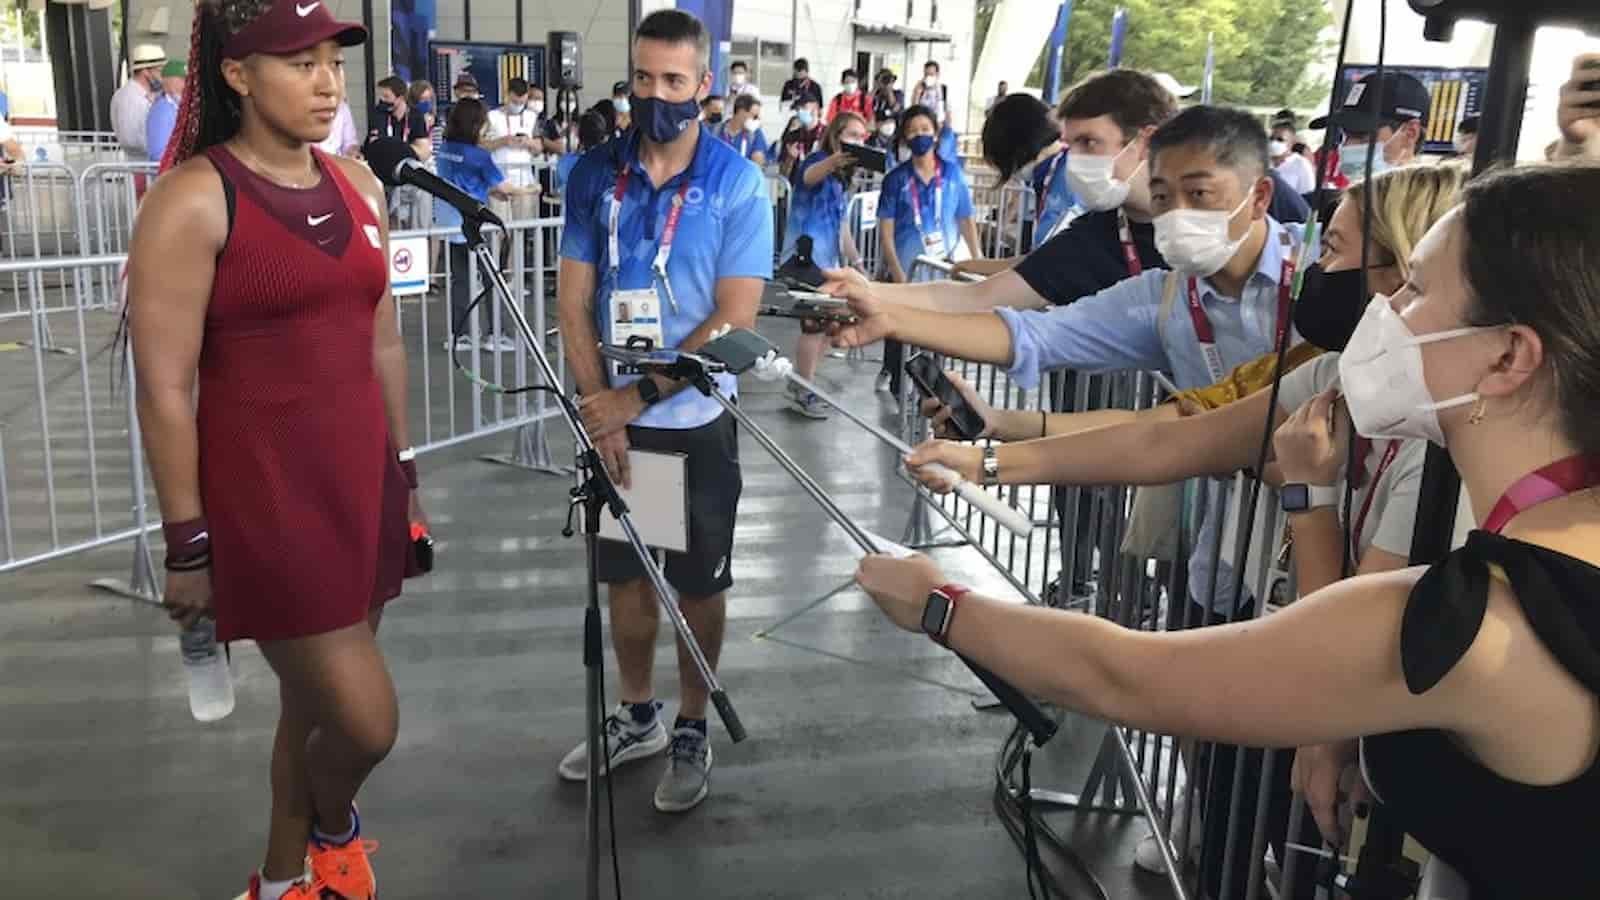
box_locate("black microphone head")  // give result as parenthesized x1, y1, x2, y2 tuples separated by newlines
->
(361, 136, 417, 187)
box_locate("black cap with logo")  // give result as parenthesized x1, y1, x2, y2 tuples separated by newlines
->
(1310, 72, 1430, 133)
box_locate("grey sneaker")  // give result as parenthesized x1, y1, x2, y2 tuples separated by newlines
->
(653, 727, 713, 813)
(557, 701, 668, 782)
(786, 388, 831, 419)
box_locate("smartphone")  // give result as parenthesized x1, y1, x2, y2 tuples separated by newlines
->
(842, 141, 888, 173)
(1585, 59, 1600, 107)
(410, 522, 435, 574)
(699, 328, 778, 374)
(905, 354, 986, 441)
(758, 300, 857, 325)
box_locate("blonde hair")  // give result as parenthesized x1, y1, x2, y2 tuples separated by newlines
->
(1341, 163, 1467, 279)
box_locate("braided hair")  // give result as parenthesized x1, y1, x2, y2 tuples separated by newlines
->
(160, 0, 276, 172)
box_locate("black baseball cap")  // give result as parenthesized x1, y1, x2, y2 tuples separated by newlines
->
(612, 80, 629, 95)
(1310, 72, 1430, 133)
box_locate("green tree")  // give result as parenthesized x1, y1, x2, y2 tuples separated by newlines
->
(1028, 0, 1331, 109)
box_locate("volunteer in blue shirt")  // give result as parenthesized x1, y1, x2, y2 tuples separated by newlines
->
(875, 105, 979, 395)
(556, 8, 773, 815)
(144, 60, 187, 162)
(781, 111, 871, 419)
(718, 94, 769, 165)
(435, 99, 535, 353)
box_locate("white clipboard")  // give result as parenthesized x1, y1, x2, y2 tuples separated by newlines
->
(596, 450, 690, 554)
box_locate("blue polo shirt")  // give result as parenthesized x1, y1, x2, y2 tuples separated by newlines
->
(561, 125, 774, 430)
(878, 157, 973, 282)
(434, 141, 505, 245)
(781, 150, 851, 269)
(1029, 149, 1078, 249)
(719, 124, 770, 163)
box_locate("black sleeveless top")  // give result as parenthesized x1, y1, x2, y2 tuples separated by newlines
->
(1362, 530, 1600, 899)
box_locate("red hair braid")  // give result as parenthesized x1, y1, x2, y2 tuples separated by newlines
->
(159, 4, 209, 173)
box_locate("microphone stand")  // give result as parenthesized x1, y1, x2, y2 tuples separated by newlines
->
(458, 216, 745, 900)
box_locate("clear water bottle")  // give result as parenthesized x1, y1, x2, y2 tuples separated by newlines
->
(180, 617, 235, 722)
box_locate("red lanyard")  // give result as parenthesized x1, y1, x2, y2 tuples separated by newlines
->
(609, 167, 692, 276)
(1185, 252, 1295, 383)
(1035, 151, 1066, 224)
(908, 162, 942, 234)
(1482, 454, 1600, 535)
(1350, 440, 1402, 563)
(1117, 210, 1142, 277)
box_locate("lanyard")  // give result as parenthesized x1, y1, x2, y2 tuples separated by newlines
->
(608, 167, 692, 312)
(1035, 151, 1066, 224)
(908, 163, 943, 236)
(1184, 234, 1296, 383)
(388, 113, 410, 143)
(1117, 210, 1142, 277)
(1349, 440, 1402, 563)
(1481, 454, 1600, 535)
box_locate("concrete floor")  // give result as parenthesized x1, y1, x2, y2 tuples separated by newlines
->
(1, 314, 1175, 899)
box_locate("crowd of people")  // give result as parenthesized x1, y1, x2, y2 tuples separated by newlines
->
(111, 0, 1600, 893)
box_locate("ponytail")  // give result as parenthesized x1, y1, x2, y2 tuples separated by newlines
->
(161, 0, 244, 172)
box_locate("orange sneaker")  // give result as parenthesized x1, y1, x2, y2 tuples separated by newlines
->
(308, 808, 378, 900)
(233, 869, 325, 900)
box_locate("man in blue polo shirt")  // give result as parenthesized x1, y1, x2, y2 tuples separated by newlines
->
(555, 8, 773, 815)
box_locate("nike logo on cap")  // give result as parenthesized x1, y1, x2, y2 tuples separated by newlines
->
(296, 2, 321, 16)
(308, 213, 333, 226)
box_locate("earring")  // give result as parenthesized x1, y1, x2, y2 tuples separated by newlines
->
(1468, 396, 1487, 425)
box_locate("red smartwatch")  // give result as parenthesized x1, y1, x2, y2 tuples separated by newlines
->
(921, 584, 970, 646)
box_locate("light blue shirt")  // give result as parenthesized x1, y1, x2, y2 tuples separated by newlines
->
(145, 93, 180, 163)
(719, 124, 770, 163)
(996, 218, 1304, 613)
(781, 150, 851, 269)
(878, 157, 973, 282)
(1029, 149, 1078, 250)
(561, 125, 775, 429)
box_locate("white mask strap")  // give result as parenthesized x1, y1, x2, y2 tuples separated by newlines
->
(1408, 324, 1498, 347)
(1422, 392, 1480, 413)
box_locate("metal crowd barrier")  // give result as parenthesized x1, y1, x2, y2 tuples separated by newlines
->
(896, 257, 1320, 900)
(0, 219, 571, 592)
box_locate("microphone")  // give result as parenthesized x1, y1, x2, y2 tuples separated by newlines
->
(361, 137, 504, 229)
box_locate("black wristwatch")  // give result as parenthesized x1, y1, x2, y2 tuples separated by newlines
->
(921, 584, 970, 646)
(635, 377, 663, 406)
(1281, 483, 1340, 513)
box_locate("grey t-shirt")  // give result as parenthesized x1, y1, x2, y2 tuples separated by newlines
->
(1276, 353, 1426, 560)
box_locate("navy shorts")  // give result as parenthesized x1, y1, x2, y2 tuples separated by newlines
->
(596, 412, 741, 597)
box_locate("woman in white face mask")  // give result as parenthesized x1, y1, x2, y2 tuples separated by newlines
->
(856, 163, 1600, 899)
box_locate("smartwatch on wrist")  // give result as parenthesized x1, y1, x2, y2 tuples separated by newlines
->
(921, 584, 970, 646)
(981, 446, 999, 486)
(1281, 483, 1340, 513)
(636, 377, 663, 406)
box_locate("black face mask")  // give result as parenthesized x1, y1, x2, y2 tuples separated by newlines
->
(706, 112, 724, 125)
(377, 99, 396, 117)
(1293, 264, 1369, 351)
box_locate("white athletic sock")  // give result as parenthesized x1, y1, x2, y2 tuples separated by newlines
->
(257, 872, 302, 900)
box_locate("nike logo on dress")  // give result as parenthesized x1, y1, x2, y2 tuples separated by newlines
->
(296, 2, 320, 16)
(307, 213, 333, 226)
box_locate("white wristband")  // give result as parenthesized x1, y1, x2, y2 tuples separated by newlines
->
(397, 447, 417, 463)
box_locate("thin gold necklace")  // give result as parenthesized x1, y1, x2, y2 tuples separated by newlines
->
(233, 142, 317, 189)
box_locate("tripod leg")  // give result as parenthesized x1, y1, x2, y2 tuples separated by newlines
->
(585, 530, 604, 900)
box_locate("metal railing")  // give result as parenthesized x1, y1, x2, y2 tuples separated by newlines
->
(0, 218, 570, 589)
(895, 257, 1318, 900)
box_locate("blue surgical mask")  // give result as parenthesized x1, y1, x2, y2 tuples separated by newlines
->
(416, 99, 434, 115)
(614, 98, 632, 115)
(908, 134, 935, 157)
(633, 95, 700, 144)
(1339, 142, 1390, 180)
(797, 108, 817, 127)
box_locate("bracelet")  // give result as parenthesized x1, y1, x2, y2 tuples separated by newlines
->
(396, 446, 417, 463)
(162, 516, 211, 567)
(1040, 410, 1048, 439)
(399, 458, 419, 490)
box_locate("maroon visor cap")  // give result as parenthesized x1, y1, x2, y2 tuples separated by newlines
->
(222, 0, 367, 59)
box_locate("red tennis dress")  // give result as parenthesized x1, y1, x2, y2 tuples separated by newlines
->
(199, 145, 411, 643)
